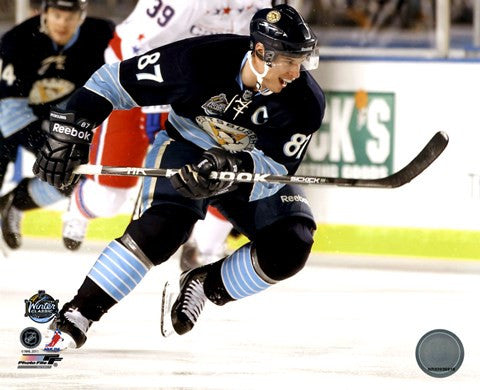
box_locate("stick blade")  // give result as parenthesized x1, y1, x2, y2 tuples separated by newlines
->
(353, 131, 449, 188)
(386, 131, 449, 188)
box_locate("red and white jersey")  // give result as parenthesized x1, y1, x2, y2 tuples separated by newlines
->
(105, 0, 271, 63)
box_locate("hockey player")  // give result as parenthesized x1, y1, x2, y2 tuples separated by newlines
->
(63, 0, 272, 252)
(0, 0, 114, 249)
(34, 4, 324, 347)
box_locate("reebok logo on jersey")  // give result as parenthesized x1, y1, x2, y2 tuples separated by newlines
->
(51, 123, 92, 142)
(280, 194, 310, 205)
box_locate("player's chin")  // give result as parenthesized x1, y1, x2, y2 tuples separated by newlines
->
(278, 77, 295, 91)
(269, 80, 285, 93)
(51, 32, 71, 46)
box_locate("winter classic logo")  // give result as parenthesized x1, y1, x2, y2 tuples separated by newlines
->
(201, 93, 229, 115)
(298, 90, 395, 179)
(25, 290, 59, 323)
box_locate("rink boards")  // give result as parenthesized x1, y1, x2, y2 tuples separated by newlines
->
(5, 56, 480, 260)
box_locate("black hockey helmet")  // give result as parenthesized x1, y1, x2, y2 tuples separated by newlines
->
(250, 4, 317, 68)
(42, 0, 88, 12)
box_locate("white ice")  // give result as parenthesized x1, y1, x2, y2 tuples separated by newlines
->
(1, 239, 480, 389)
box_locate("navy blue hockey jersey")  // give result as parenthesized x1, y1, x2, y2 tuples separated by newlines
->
(67, 34, 325, 200)
(0, 15, 114, 138)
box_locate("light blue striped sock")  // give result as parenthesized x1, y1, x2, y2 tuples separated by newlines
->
(28, 178, 66, 207)
(87, 240, 152, 302)
(220, 243, 274, 300)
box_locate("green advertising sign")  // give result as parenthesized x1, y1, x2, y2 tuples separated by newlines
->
(300, 90, 395, 179)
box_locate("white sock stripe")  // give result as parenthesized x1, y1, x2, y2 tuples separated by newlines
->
(91, 259, 132, 295)
(97, 255, 136, 290)
(86, 240, 151, 303)
(235, 250, 263, 295)
(229, 253, 254, 297)
(110, 240, 149, 273)
(88, 269, 125, 302)
(222, 256, 247, 299)
(221, 244, 272, 300)
(238, 248, 270, 291)
(103, 247, 144, 283)
(108, 241, 148, 277)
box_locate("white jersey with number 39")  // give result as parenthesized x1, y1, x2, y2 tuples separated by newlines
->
(105, 0, 272, 63)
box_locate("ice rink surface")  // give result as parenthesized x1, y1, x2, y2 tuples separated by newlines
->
(1, 239, 480, 390)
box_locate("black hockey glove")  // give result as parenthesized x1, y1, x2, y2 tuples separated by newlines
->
(33, 109, 94, 189)
(171, 148, 242, 199)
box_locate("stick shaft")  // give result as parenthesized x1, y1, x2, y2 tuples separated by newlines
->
(74, 131, 448, 188)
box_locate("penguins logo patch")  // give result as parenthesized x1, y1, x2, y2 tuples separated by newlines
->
(196, 116, 257, 152)
(29, 78, 75, 104)
(266, 10, 281, 23)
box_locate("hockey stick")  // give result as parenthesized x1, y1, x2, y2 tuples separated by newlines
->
(74, 131, 448, 188)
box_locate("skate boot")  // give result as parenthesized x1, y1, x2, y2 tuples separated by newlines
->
(0, 193, 22, 249)
(46, 304, 92, 349)
(170, 266, 210, 335)
(62, 212, 88, 251)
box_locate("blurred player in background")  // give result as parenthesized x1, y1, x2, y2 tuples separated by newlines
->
(0, 0, 114, 249)
(29, 0, 43, 15)
(62, 0, 273, 260)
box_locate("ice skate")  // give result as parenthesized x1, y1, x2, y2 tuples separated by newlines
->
(163, 266, 210, 336)
(47, 304, 92, 349)
(0, 193, 22, 249)
(160, 280, 178, 337)
(62, 212, 89, 251)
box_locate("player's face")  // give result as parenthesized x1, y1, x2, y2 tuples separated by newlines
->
(263, 54, 303, 93)
(44, 8, 83, 46)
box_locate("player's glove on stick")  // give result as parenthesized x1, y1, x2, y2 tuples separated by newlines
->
(171, 147, 244, 199)
(33, 109, 94, 188)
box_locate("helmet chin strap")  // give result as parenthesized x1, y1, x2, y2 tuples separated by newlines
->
(247, 51, 273, 96)
(40, 13, 48, 34)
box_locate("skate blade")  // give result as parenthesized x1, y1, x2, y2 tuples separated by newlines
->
(160, 280, 177, 338)
(0, 238, 9, 258)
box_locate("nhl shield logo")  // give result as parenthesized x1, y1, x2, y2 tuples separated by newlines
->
(20, 327, 42, 349)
